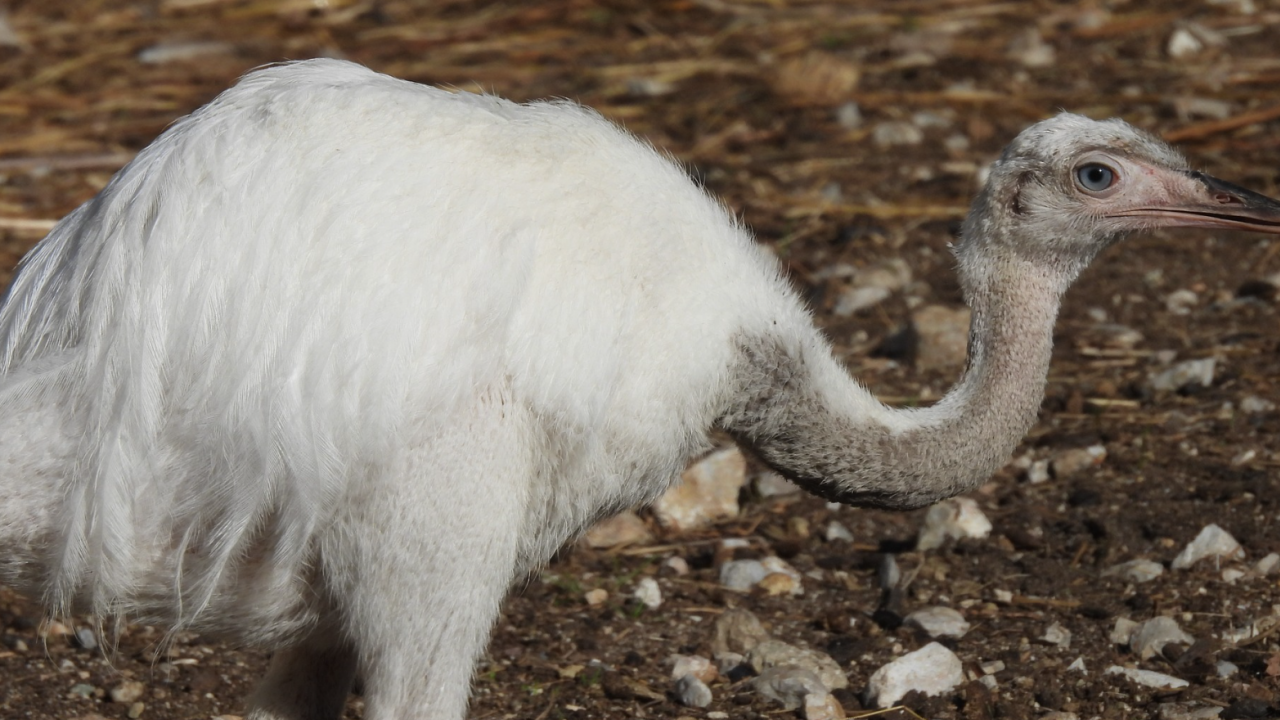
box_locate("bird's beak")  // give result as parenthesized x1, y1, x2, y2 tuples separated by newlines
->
(1108, 171, 1280, 234)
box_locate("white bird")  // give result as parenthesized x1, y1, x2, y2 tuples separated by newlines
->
(1, 59, 1278, 719)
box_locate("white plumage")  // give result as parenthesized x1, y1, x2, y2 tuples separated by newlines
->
(2, 59, 1279, 719)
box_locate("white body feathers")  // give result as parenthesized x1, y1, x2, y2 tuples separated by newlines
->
(0, 59, 893, 718)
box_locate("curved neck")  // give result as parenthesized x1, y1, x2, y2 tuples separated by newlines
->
(718, 255, 1067, 510)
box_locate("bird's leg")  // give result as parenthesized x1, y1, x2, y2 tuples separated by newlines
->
(246, 632, 358, 720)
(322, 406, 527, 720)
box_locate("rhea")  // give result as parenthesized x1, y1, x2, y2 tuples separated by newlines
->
(1, 59, 1279, 719)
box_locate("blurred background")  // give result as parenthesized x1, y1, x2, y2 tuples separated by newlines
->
(1, 2, 1279, 719)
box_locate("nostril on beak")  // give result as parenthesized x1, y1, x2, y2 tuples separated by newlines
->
(1214, 193, 1241, 205)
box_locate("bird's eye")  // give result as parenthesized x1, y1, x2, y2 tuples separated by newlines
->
(1075, 163, 1117, 192)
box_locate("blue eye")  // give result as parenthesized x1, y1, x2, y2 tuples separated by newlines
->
(1076, 163, 1116, 192)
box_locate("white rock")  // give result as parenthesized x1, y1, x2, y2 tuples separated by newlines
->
(904, 607, 970, 639)
(584, 588, 608, 606)
(1068, 657, 1087, 673)
(1027, 459, 1051, 484)
(834, 286, 891, 317)
(1041, 713, 1079, 720)
(755, 470, 801, 497)
(1103, 559, 1165, 583)
(670, 654, 717, 683)
(1110, 617, 1139, 646)
(747, 639, 848, 690)
(674, 674, 713, 708)
(917, 497, 992, 551)
(1240, 395, 1275, 414)
(715, 652, 746, 674)
(1148, 358, 1216, 393)
(1165, 288, 1199, 315)
(653, 447, 746, 531)
(835, 101, 863, 130)
(634, 577, 662, 609)
(583, 510, 652, 548)
(664, 556, 690, 575)
(1216, 660, 1238, 678)
(138, 40, 237, 65)
(110, 680, 146, 704)
(1158, 704, 1225, 720)
(872, 121, 924, 147)
(711, 608, 770, 658)
(804, 691, 845, 720)
(753, 666, 829, 711)
(1041, 621, 1072, 648)
(1254, 552, 1279, 575)
(825, 520, 854, 543)
(865, 642, 964, 708)
(1167, 28, 1204, 58)
(1130, 616, 1194, 660)
(1105, 665, 1190, 689)
(1171, 524, 1245, 569)
(1007, 27, 1055, 67)
(1051, 445, 1106, 478)
(720, 559, 768, 591)
(1222, 567, 1246, 584)
(979, 660, 1005, 675)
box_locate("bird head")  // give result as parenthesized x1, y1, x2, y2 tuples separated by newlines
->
(957, 112, 1280, 283)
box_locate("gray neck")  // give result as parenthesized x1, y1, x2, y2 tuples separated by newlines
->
(718, 254, 1067, 510)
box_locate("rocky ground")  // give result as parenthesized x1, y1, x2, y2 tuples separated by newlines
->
(1, 1, 1280, 719)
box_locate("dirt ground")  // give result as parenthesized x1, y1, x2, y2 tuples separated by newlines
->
(2, 1, 1280, 719)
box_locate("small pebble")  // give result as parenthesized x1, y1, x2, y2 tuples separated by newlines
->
(1051, 445, 1106, 478)
(1253, 552, 1279, 576)
(1148, 358, 1216, 393)
(1104, 665, 1189, 689)
(825, 520, 854, 543)
(74, 627, 98, 650)
(917, 497, 992, 550)
(872, 121, 923, 147)
(1168, 27, 1205, 57)
(904, 607, 970, 639)
(673, 674, 712, 708)
(1158, 704, 1224, 720)
(128, 701, 146, 719)
(1103, 559, 1165, 583)
(69, 683, 97, 699)
(865, 642, 964, 708)
(1216, 660, 1239, 678)
(747, 639, 847, 690)
(1110, 617, 1139, 646)
(1041, 621, 1071, 648)
(1240, 395, 1275, 414)
(711, 608, 770, 658)
(584, 588, 608, 606)
(664, 556, 690, 575)
(584, 511, 652, 548)
(633, 577, 662, 609)
(1130, 616, 1194, 660)
(1222, 567, 1246, 584)
(1068, 657, 1087, 673)
(753, 665, 829, 711)
(1165, 288, 1199, 314)
(653, 448, 746, 531)
(670, 654, 717, 683)
(720, 559, 768, 591)
(111, 680, 146, 704)
(1171, 524, 1245, 570)
(804, 691, 845, 720)
(1026, 459, 1051, 484)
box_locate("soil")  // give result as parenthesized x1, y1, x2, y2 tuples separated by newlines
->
(2, 1, 1279, 719)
